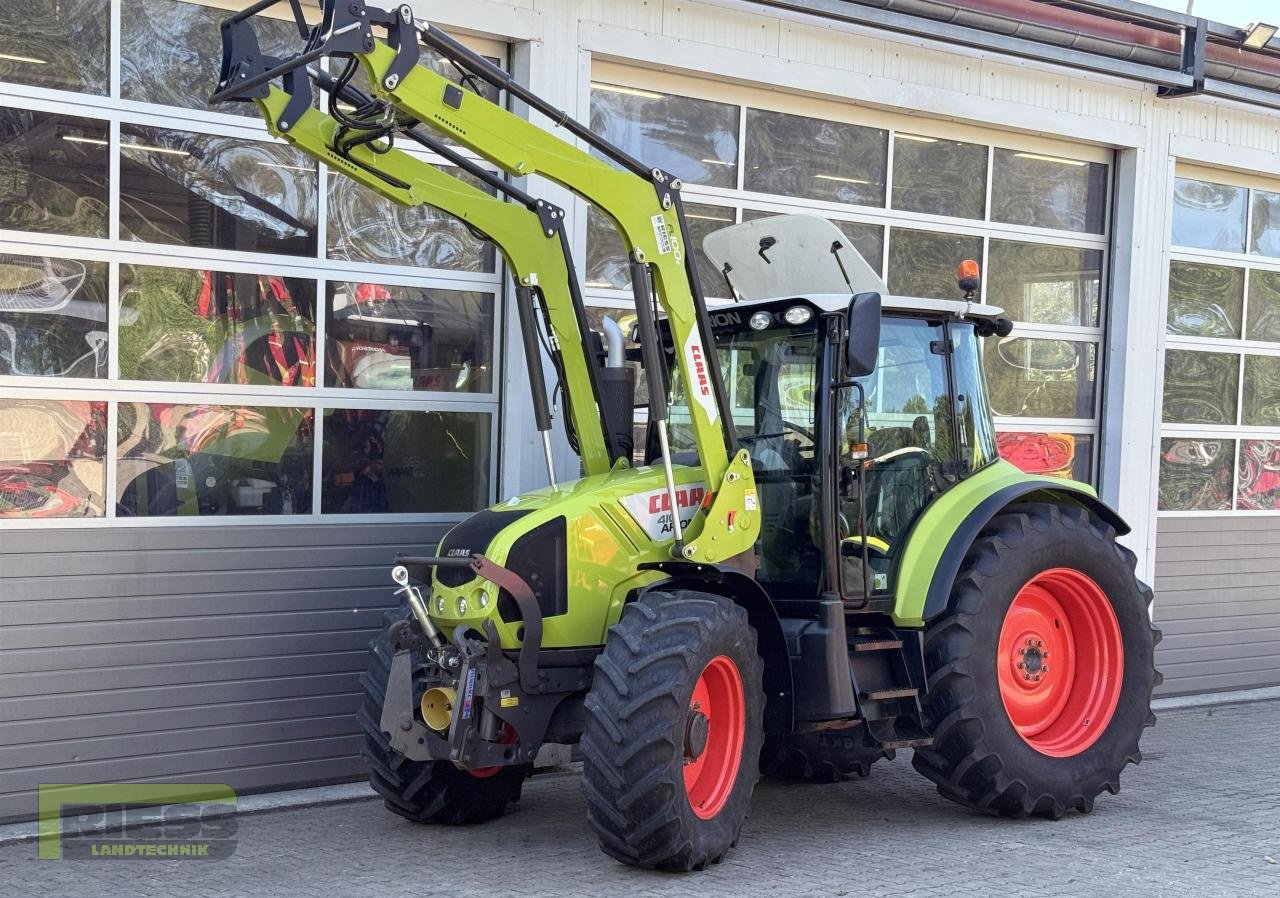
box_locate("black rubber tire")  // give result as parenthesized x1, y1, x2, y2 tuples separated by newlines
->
(357, 605, 530, 825)
(581, 590, 765, 871)
(911, 502, 1161, 819)
(761, 727, 894, 783)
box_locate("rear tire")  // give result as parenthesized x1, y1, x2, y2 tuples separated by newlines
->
(581, 590, 764, 871)
(358, 605, 529, 825)
(911, 503, 1160, 818)
(761, 727, 894, 783)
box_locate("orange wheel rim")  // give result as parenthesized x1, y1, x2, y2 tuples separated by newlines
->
(997, 568, 1124, 758)
(682, 655, 746, 820)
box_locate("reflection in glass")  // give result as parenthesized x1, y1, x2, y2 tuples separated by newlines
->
(997, 431, 1092, 481)
(0, 0, 108, 94)
(0, 107, 108, 238)
(1171, 177, 1246, 252)
(891, 134, 987, 219)
(1165, 261, 1243, 339)
(327, 167, 495, 272)
(0, 399, 105, 518)
(585, 202, 734, 296)
(1158, 437, 1233, 511)
(1247, 269, 1280, 343)
(1243, 355, 1280, 427)
(120, 125, 318, 255)
(987, 240, 1102, 327)
(590, 84, 738, 189)
(887, 229, 982, 300)
(326, 283, 493, 393)
(117, 403, 313, 516)
(745, 109, 887, 207)
(991, 149, 1107, 233)
(122, 0, 304, 115)
(0, 254, 108, 378)
(743, 210, 884, 275)
(1162, 349, 1238, 425)
(983, 337, 1096, 419)
(1252, 190, 1280, 258)
(322, 409, 490, 513)
(119, 265, 316, 386)
(1238, 440, 1280, 510)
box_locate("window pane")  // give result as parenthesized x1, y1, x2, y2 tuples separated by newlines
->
(0, 253, 108, 378)
(122, 0, 303, 115)
(1162, 349, 1238, 425)
(119, 265, 316, 386)
(984, 337, 1097, 419)
(1252, 189, 1280, 258)
(0, 399, 105, 518)
(1171, 177, 1246, 252)
(590, 84, 738, 189)
(1242, 355, 1280, 427)
(891, 134, 986, 219)
(1247, 269, 1280, 343)
(585, 202, 734, 295)
(742, 210, 884, 275)
(745, 109, 887, 207)
(1166, 261, 1243, 339)
(120, 125, 318, 255)
(888, 229, 982, 300)
(987, 240, 1102, 327)
(321, 409, 490, 513)
(997, 431, 1092, 481)
(117, 403, 313, 516)
(0, 107, 108, 238)
(327, 167, 495, 272)
(1158, 437, 1233, 511)
(1238, 440, 1280, 510)
(991, 149, 1107, 233)
(0, 0, 108, 95)
(326, 282, 494, 393)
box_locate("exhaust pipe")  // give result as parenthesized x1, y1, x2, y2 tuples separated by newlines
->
(420, 686, 457, 732)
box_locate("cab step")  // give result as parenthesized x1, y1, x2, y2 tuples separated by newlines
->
(862, 687, 917, 701)
(852, 639, 903, 652)
(848, 628, 934, 752)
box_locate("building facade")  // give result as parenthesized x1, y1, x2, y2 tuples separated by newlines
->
(0, 0, 1277, 821)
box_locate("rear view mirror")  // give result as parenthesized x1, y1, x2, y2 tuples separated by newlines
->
(845, 292, 881, 378)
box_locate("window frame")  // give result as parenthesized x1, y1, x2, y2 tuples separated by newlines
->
(0, 1, 507, 528)
(586, 61, 1113, 484)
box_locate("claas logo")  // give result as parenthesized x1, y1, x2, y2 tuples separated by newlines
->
(647, 486, 706, 515)
(689, 343, 712, 397)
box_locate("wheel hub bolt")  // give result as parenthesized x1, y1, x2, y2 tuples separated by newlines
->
(1017, 661, 1024, 669)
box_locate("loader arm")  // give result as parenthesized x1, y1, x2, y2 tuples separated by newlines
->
(213, 0, 759, 563)
(247, 77, 614, 476)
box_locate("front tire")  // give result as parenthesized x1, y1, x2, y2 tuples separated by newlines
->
(912, 503, 1160, 818)
(357, 605, 529, 825)
(581, 590, 764, 871)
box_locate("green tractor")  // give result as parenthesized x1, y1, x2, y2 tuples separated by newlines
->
(216, 0, 1159, 871)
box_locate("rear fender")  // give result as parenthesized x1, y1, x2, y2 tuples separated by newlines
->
(893, 460, 1130, 627)
(636, 562, 792, 734)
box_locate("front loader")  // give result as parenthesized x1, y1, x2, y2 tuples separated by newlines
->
(215, 1, 1160, 872)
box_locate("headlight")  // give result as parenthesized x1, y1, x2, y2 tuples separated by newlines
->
(436, 595, 445, 614)
(456, 596, 469, 616)
(783, 305, 813, 325)
(749, 311, 772, 330)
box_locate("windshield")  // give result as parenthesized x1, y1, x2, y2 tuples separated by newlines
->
(667, 320, 823, 594)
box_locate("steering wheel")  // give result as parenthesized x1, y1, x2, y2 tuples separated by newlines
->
(739, 419, 816, 444)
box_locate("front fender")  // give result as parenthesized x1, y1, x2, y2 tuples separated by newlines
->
(892, 460, 1129, 628)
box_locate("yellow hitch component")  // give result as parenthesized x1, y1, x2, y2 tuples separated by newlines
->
(420, 687, 457, 733)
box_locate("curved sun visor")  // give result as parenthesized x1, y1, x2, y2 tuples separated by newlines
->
(702, 214, 887, 302)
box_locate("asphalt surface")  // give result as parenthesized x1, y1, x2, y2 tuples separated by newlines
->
(4, 700, 1278, 897)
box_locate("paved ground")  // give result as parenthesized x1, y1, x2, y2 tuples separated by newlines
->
(4, 700, 1278, 897)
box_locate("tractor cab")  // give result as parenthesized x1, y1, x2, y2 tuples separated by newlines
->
(655, 215, 1007, 607)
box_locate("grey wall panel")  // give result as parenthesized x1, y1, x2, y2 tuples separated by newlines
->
(0, 521, 449, 824)
(1155, 516, 1280, 695)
